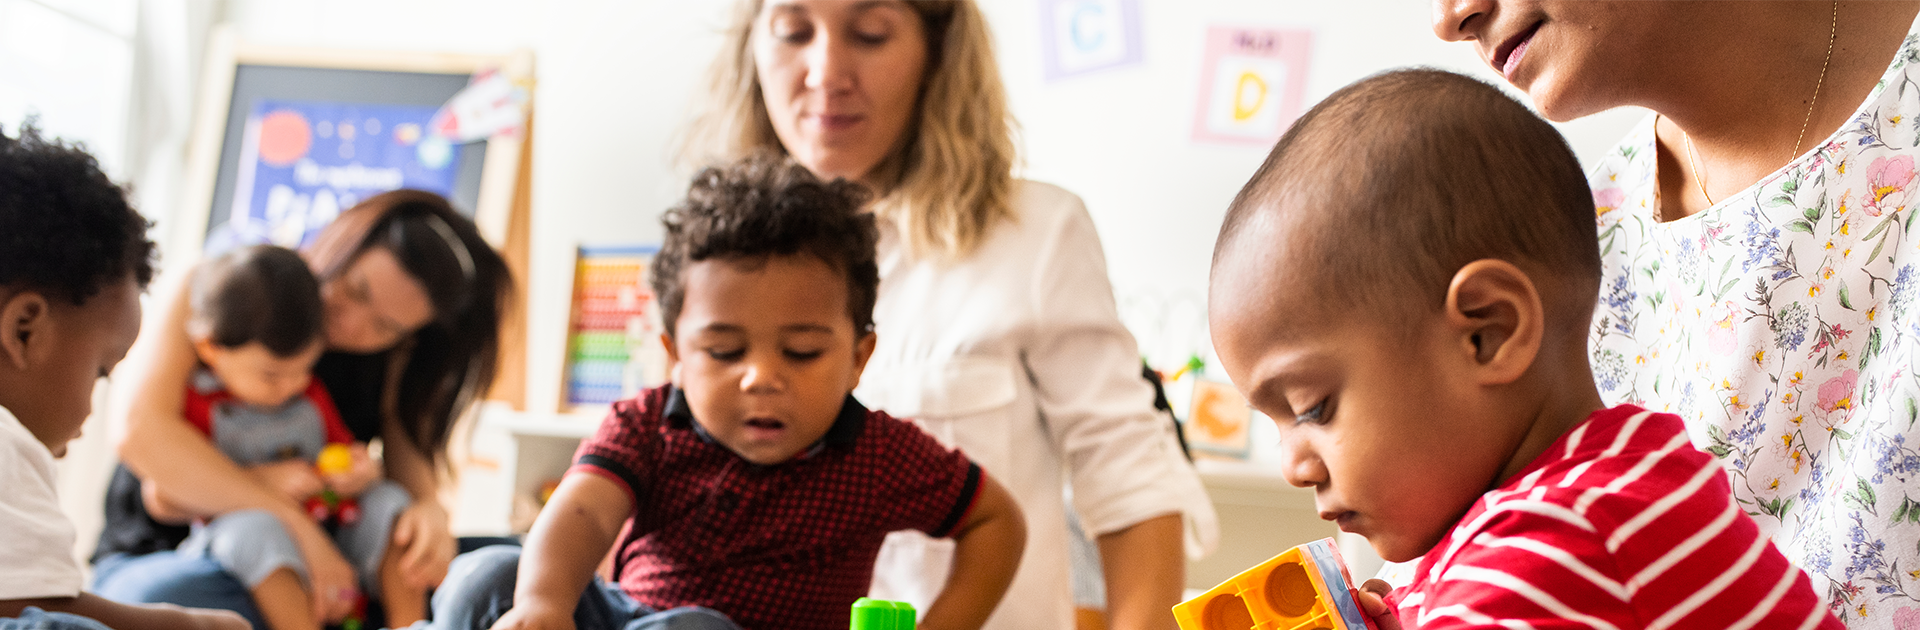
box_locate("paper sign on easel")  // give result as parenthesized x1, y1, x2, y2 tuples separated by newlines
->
(1039, 0, 1143, 81)
(1192, 26, 1312, 145)
(429, 69, 530, 143)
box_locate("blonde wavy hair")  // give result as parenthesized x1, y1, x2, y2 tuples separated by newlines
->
(681, 0, 1018, 260)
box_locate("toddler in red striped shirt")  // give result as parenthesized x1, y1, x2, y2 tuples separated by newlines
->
(1206, 68, 1844, 629)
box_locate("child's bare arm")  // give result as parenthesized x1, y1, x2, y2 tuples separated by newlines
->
(0, 594, 247, 630)
(489, 472, 635, 630)
(1096, 513, 1184, 630)
(919, 475, 1026, 630)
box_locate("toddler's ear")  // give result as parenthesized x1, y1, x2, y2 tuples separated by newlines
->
(1442, 259, 1543, 386)
(850, 331, 877, 383)
(0, 290, 51, 371)
(658, 333, 681, 384)
(189, 336, 223, 365)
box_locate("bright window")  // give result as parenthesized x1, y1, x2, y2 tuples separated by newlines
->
(0, 0, 136, 179)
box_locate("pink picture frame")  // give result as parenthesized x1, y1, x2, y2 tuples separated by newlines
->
(1191, 26, 1314, 145)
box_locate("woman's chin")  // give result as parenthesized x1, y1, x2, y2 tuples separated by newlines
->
(799, 158, 880, 184)
(1520, 73, 1607, 123)
(779, 144, 869, 178)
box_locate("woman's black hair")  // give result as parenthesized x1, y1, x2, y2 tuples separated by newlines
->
(306, 190, 511, 458)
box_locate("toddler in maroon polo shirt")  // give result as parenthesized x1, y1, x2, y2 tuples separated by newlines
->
(422, 155, 1026, 630)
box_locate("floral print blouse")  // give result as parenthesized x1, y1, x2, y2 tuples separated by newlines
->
(1589, 20, 1920, 627)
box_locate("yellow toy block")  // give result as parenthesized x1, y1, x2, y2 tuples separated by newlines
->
(1173, 537, 1377, 630)
(317, 443, 354, 475)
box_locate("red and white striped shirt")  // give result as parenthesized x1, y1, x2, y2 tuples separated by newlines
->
(1386, 405, 1842, 629)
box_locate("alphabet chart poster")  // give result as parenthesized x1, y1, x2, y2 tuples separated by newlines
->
(1191, 26, 1313, 145)
(1038, 0, 1143, 81)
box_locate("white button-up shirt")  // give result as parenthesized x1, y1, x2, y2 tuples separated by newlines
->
(859, 180, 1218, 629)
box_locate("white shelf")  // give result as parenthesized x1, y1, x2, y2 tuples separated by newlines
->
(477, 403, 605, 439)
(474, 403, 605, 532)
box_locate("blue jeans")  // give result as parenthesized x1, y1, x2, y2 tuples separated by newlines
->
(418, 545, 738, 630)
(179, 481, 411, 592)
(91, 552, 265, 630)
(0, 608, 113, 630)
(92, 537, 521, 630)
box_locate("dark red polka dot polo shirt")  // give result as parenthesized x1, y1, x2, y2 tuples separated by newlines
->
(570, 385, 983, 630)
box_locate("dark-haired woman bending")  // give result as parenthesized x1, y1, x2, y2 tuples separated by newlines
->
(92, 190, 511, 629)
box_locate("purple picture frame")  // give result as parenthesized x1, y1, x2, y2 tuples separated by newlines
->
(1038, 0, 1145, 82)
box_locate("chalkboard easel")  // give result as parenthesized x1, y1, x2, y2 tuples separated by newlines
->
(178, 29, 534, 409)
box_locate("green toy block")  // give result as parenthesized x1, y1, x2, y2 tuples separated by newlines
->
(850, 597, 915, 630)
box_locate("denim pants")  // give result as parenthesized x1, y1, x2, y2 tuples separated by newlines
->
(0, 608, 112, 630)
(91, 552, 264, 630)
(93, 537, 524, 630)
(418, 545, 739, 630)
(178, 481, 411, 591)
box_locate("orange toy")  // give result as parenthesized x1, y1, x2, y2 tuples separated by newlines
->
(1173, 537, 1378, 630)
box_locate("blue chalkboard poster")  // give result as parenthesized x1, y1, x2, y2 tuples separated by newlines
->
(202, 64, 487, 256)
(210, 99, 462, 252)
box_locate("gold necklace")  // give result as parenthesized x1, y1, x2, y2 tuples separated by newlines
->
(1682, 0, 1837, 207)
(1684, 128, 1714, 206)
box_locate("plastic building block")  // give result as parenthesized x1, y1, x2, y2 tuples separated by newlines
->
(307, 444, 361, 526)
(317, 443, 354, 475)
(304, 491, 361, 526)
(1173, 537, 1377, 630)
(339, 590, 368, 630)
(849, 597, 916, 630)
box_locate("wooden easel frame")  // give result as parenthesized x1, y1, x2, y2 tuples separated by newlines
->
(176, 28, 535, 408)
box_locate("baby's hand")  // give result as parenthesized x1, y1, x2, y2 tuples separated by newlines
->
(1357, 579, 1404, 630)
(322, 443, 382, 497)
(249, 459, 325, 502)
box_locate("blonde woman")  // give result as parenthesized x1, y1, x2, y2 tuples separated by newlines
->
(684, 2, 1216, 628)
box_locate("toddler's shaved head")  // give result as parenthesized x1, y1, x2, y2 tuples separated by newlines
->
(1214, 68, 1599, 333)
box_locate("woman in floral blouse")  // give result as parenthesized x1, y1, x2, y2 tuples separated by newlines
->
(1432, 1, 1920, 626)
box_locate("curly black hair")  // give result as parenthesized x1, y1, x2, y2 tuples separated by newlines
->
(0, 122, 155, 304)
(651, 153, 878, 339)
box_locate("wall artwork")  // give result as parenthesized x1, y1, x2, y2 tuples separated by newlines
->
(1038, 0, 1143, 82)
(213, 99, 457, 252)
(1187, 378, 1253, 458)
(1191, 25, 1313, 145)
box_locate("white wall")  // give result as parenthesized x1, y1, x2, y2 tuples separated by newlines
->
(986, 0, 1647, 368)
(216, 1, 1645, 413)
(0, 0, 137, 179)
